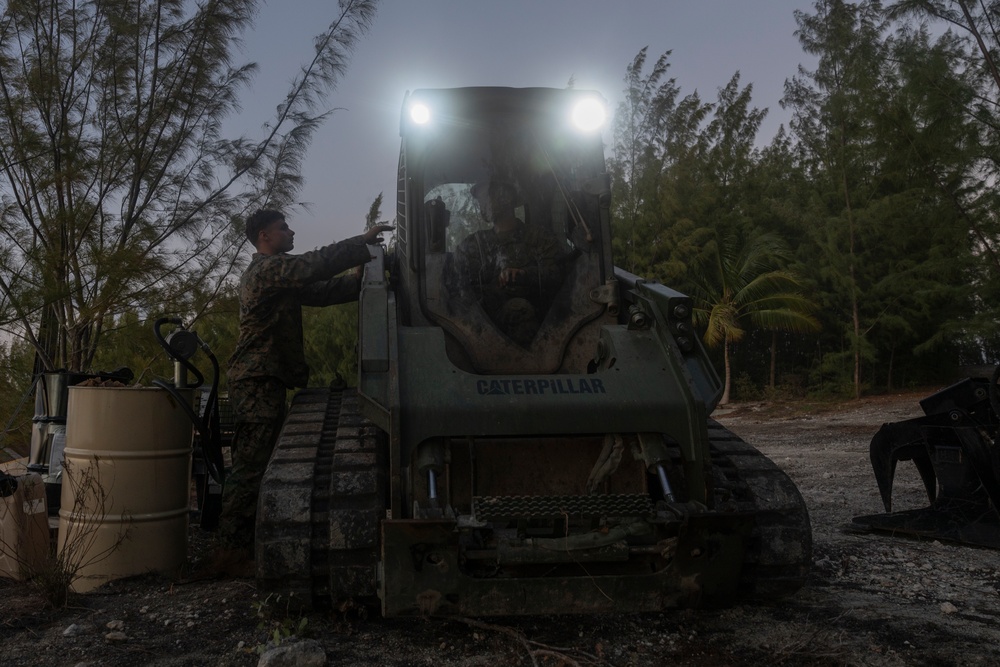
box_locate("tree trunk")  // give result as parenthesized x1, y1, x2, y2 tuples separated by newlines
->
(853, 299, 861, 399)
(721, 339, 732, 405)
(770, 332, 777, 389)
(842, 159, 861, 400)
(887, 346, 894, 392)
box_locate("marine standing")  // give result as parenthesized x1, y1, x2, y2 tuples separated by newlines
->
(218, 209, 392, 559)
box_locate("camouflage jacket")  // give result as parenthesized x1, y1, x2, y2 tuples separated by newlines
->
(227, 235, 372, 388)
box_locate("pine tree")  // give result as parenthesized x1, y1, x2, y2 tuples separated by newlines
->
(0, 0, 379, 372)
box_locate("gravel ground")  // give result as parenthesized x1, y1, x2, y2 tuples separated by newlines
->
(1, 390, 998, 666)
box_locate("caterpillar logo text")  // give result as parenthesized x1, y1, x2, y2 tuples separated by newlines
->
(476, 378, 607, 396)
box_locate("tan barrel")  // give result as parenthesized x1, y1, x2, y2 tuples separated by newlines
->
(58, 386, 193, 593)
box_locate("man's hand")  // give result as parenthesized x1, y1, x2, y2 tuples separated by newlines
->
(363, 223, 395, 244)
(498, 267, 525, 288)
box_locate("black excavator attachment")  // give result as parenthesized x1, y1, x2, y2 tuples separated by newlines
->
(852, 374, 1000, 548)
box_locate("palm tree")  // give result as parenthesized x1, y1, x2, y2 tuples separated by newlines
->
(691, 230, 820, 404)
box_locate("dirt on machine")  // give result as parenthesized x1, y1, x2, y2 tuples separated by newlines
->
(254, 87, 813, 617)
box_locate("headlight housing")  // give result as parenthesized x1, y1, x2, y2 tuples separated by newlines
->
(571, 97, 606, 132)
(409, 102, 431, 125)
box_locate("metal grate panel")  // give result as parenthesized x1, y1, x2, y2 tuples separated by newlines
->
(473, 494, 653, 522)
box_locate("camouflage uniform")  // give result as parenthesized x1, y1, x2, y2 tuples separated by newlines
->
(218, 235, 372, 550)
(455, 221, 564, 346)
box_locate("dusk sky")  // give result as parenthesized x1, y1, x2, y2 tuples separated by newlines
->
(235, 1, 819, 250)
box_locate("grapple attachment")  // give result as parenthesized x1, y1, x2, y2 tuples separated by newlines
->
(852, 376, 1000, 548)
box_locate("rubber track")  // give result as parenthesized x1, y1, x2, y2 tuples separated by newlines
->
(706, 419, 813, 599)
(256, 388, 384, 610)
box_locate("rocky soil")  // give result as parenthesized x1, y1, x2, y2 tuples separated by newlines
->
(2, 390, 998, 666)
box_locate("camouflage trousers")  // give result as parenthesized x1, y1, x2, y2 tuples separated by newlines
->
(487, 296, 540, 347)
(216, 377, 287, 551)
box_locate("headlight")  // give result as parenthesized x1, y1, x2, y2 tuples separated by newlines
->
(571, 97, 606, 132)
(409, 102, 431, 125)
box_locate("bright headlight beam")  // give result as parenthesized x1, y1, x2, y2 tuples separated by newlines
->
(571, 98, 606, 132)
(410, 103, 431, 125)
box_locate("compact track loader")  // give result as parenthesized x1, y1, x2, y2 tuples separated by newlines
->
(255, 87, 812, 616)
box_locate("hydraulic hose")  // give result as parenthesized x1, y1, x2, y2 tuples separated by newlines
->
(152, 317, 225, 485)
(523, 521, 651, 552)
(196, 343, 226, 485)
